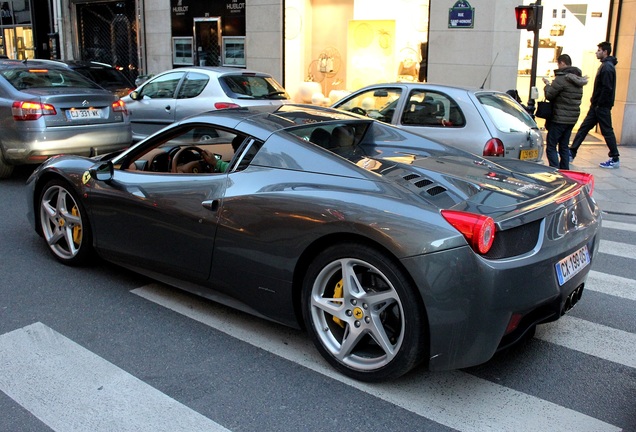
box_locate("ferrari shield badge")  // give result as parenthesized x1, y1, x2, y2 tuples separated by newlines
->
(82, 171, 91, 185)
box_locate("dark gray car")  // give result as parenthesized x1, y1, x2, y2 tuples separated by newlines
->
(0, 59, 131, 179)
(29, 59, 136, 98)
(26, 104, 600, 381)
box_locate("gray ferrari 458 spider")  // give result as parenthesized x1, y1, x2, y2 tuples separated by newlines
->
(26, 104, 601, 381)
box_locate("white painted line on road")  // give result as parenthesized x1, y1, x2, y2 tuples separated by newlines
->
(0, 322, 230, 432)
(585, 270, 636, 301)
(602, 220, 636, 233)
(598, 239, 636, 258)
(133, 284, 620, 432)
(535, 316, 636, 369)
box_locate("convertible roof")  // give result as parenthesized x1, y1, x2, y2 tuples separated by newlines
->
(184, 104, 368, 139)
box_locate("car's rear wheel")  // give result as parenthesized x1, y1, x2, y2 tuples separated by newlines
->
(0, 152, 14, 179)
(302, 243, 427, 381)
(39, 179, 93, 265)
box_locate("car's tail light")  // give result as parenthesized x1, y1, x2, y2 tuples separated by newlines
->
(112, 99, 128, 114)
(12, 101, 57, 121)
(214, 102, 240, 110)
(441, 210, 496, 254)
(483, 138, 505, 157)
(559, 170, 594, 196)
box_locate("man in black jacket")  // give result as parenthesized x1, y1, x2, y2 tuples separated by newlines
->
(569, 41, 620, 168)
(542, 54, 588, 169)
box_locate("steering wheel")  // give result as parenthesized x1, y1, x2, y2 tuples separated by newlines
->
(171, 146, 210, 173)
(349, 106, 368, 116)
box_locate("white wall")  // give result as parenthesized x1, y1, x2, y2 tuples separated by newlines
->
(427, 1, 520, 92)
(142, 0, 173, 75)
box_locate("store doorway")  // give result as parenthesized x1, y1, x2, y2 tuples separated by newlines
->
(194, 17, 221, 67)
(74, 1, 139, 83)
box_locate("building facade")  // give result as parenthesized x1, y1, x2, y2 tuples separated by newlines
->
(7, 0, 634, 145)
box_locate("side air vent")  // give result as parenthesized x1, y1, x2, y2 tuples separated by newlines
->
(414, 179, 433, 188)
(426, 186, 447, 196)
(402, 173, 448, 196)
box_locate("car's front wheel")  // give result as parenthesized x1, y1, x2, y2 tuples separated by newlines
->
(302, 243, 428, 381)
(39, 179, 93, 265)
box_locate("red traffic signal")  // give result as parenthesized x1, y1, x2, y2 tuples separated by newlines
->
(515, 5, 542, 31)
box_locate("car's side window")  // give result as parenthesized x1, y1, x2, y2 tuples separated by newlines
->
(140, 72, 184, 99)
(177, 72, 209, 99)
(336, 88, 402, 123)
(125, 125, 243, 174)
(401, 90, 466, 127)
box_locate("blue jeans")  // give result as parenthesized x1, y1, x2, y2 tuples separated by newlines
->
(570, 106, 619, 160)
(546, 122, 573, 169)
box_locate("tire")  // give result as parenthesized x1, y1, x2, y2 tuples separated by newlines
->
(39, 179, 94, 265)
(0, 151, 14, 179)
(301, 243, 428, 381)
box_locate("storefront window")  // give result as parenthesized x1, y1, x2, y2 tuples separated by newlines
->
(0, 0, 33, 59)
(284, 0, 429, 105)
(515, 0, 610, 129)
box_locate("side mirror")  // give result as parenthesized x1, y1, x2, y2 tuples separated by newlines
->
(89, 161, 114, 182)
(129, 91, 140, 101)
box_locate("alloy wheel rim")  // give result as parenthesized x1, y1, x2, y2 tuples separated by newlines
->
(310, 257, 405, 371)
(40, 186, 83, 260)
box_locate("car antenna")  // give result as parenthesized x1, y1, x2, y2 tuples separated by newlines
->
(480, 52, 499, 89)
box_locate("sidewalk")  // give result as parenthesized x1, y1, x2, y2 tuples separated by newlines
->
(542, 132, 636, 216)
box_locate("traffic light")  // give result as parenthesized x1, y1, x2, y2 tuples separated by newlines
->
(515, 5, 542, 31)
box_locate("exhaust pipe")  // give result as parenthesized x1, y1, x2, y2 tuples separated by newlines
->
(561, 285, 584, 315)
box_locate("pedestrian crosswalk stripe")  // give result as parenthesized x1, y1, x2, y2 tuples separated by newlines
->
(598, 239, 636, 258)
(602, 220, 636, 233)
(585, 270, 636, 301)
(535, 316, 636, 368)
(132, 284, 621, 432)
(0, 322, 230, 432)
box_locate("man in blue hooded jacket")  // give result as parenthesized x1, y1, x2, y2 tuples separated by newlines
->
(569, 41, 619, 168)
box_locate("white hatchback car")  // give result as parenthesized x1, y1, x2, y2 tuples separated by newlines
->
(332, 83, 544, 162)
(122, 67, 290, 142)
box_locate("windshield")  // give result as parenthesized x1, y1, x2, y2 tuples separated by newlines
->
(477, 93, 537, 132)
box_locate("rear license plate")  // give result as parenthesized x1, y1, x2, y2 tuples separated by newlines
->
(66, 109, 101, 120)
(520, 149, 539, 160)
(555, 245, 590, 286)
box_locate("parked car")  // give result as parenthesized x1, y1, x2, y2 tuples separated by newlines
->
(122, 66, 290, 142)
(26, 104, 599, 381)
(0, 59, 131, 179)
(26, 59, 135, 98)
(332, 83, 544, 162)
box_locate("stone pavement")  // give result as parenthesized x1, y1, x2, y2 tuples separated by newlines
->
(542, 131, 636, 216)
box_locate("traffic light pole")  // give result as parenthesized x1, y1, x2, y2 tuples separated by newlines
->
(526, 0, 542, 116)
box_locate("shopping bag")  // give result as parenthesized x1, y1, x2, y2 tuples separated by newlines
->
(535, 100, 552, 119)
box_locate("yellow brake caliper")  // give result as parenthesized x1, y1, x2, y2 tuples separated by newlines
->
(71, 206, 82, 246)
(332, 279, 345, 328)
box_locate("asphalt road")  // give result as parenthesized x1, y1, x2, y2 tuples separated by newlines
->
(1, 165, 635, 432)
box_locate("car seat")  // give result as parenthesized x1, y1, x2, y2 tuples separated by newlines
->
(309, 128, 331, 149)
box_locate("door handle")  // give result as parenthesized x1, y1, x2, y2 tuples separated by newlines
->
(201, 199, 219, 211)
(164, 105, 171, 112)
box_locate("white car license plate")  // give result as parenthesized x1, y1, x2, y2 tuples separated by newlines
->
(520, 148, 539, 160)
(67, 109, 101, 120)
(555, 245, 590, 286)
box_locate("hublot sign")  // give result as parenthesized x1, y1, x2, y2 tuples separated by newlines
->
(172, 0, 188, 16)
